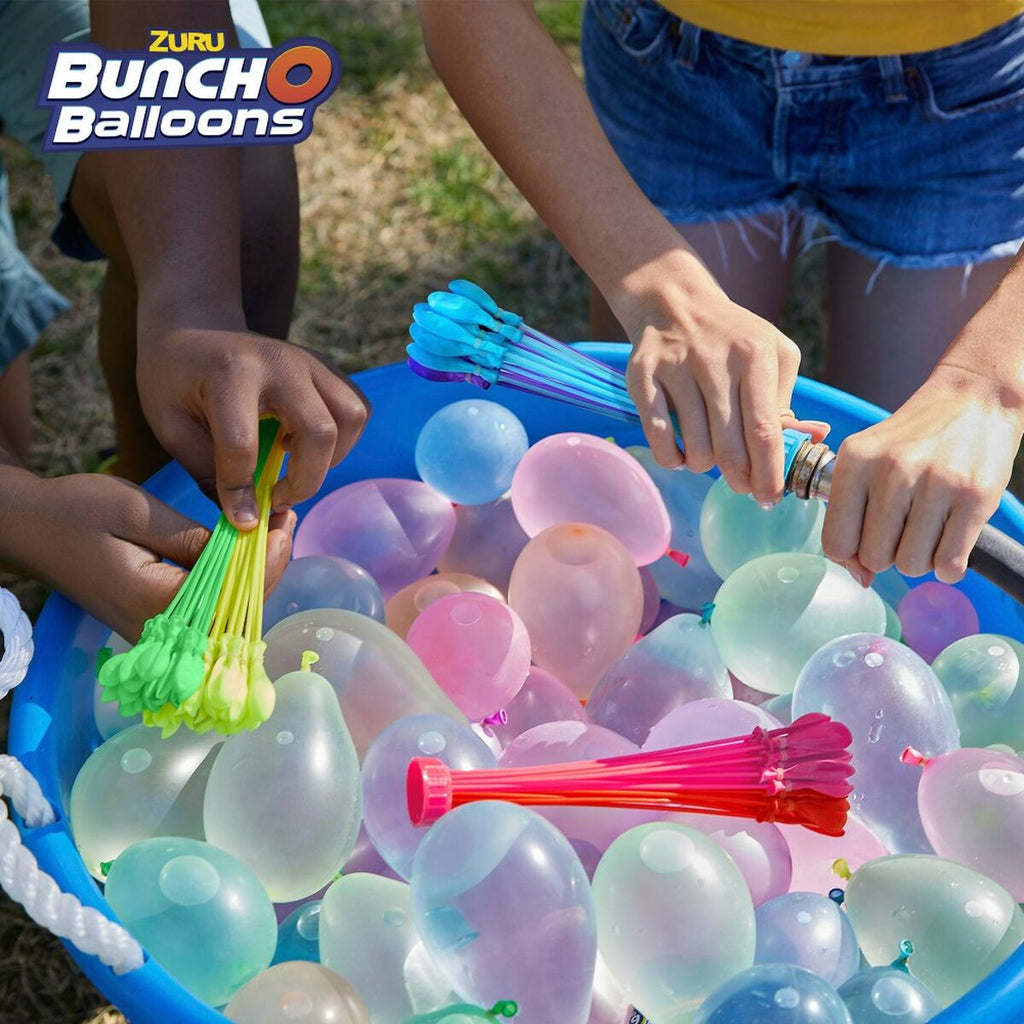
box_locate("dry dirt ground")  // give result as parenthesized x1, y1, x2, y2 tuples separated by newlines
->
(0, 1, 1012, 1022)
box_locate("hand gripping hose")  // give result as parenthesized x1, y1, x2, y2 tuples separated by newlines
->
(0, 586, 143, 975)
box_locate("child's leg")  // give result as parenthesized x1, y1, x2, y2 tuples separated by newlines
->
(67, 145, 300, 483)
(590, 213, 799, 339)
(825, 244, 1013, 412)
(0, 351, 32, 464)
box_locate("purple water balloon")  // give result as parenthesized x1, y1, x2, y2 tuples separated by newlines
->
(898, 581, 980, 663)
(405, 592, 531, 721)
(642, 697, 781, 752)
(436, 494, 529, 594)
(293, 478, 456, 599)
(484, 666, 589, 748)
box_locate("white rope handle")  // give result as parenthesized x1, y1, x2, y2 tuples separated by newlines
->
(0, 587, 144, 974)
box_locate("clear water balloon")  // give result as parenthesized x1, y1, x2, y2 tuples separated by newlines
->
(362, 714, 497, 881)
(712, 553, 887, 695)
(224, 961, 370, 1024)
(411, 801, 597, 1023)
(405, 593, 531, 721)
(294, 479, 457, 599)
(837, 957, 939, 1024)
(507, 523, 643, 699)
(691, 964, 853, 1024)
(263, 556, 385, 631)
(754, 892, 860, 988)
(104, 836, 277, 1007)
(699, 477, 824, 580)
(593, 822, 756, 1021)
(511, 433, 671, 566)
(414, 399, 529, 505)
(203, 669, 362, 901)
(263, 609, 465, 758)
(792, 634, 959, 853)
(898, 582, 980, 664)
(587, 613, 732, 746)
(844, 854, 1024, 1008)
(70, 723, 221, 879)
(642, 697, 781, 753)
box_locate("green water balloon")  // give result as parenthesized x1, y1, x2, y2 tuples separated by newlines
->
(711, 553, 886, 695)
(843, 854, 1024, 1008)
(699, 478, 824, 580)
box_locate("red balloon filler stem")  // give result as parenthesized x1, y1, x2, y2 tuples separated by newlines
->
(408, 713, 853, 837)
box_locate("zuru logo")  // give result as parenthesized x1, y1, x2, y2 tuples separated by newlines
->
(38, 36, 342, 151)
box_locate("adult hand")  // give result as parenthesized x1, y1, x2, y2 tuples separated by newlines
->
(6, 471, 294, 640)
(618, 261, 829, 504)
(822, 364, 1024, 586)
(137, 328, 370, 528)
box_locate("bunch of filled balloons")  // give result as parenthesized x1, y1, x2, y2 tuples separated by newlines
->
(72, 396, 1024, 1023)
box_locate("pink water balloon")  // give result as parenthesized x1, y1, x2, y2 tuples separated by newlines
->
(406, 592, 531, 721)
(898, 582, 980, 663)
(294, 479, 456, 599)
(507, 523, 643, 699)
(510, 433, 671, 565)
(911, 746, 1024, 900)
(780, 814, 889, 895)
(638, 567, 661, 634)
(385, 573, 503, 639)
(484, 666, 589, 748)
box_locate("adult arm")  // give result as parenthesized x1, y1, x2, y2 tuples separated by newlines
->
(418, 0, 822, 502)
(823, 252, 1024, 584)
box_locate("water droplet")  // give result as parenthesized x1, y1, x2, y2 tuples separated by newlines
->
(979, 766, 1024, 796)
(276, 730, 294, 746)
(871, 976, 916, 1016)
(382, 908, 406, 927)
(314, 627, 335, 642)
(466, 405, 480, 417)
(566, 436, 581, 447)
(965, 899, 987, 918)
(867, 719, 884, 743)
(777, 566, 799, 583)
(418, 731, 447, 755)
(989, 644, 1006, 657)
(795, 911, 813, 925)
(282, 991, 314, 1019)
(640, 830, 695, 873)
(865, 652, 884, 668)
(296, 903, 321, 940)
(286, 601, 300, 614)
(833, 650, 855, 667)
(774, 987, 800, 1009)
(158, 855, 220, 906)
(120, 748, 152, 774)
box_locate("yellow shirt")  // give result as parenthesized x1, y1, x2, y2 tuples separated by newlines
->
(659, 1, 1024, 55)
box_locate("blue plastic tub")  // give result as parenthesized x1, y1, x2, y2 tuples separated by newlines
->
(9, 346, 1024, 1023)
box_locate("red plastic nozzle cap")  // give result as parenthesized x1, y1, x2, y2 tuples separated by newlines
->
(407, 757, 454, 826)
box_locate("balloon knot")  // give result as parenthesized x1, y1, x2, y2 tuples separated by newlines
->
(900, 746, 928, 767)
(300, 650, 320, 672)
(667, 549, 690, 569)
(481, 708, 508, 727)
(700, 601, 715, 625)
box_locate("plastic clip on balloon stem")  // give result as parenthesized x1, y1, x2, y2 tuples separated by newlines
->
(785, 437, 1024, 602)
(0, 588, 144, 975)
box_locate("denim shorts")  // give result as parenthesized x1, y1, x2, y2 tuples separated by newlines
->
(583, 0, 1024, 267)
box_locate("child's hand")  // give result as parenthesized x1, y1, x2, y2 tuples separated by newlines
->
(822, 364, 1024, 586)
(3, 470, 294, 640)
(136, 328, 370, 528)
(617, 258, 829, 504)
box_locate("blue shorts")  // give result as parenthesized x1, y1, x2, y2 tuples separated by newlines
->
(0, 0, 272, 374)
(582, 0, 1024, 268)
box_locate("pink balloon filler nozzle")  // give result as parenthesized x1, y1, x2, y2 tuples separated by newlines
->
(408, 713, 854, 836)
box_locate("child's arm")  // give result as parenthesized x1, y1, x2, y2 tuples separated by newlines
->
(418, 0, 814, 504)
(822, 252, 1024, 585)
(0, 429, 294, 639)
(84, 0, 369, 527)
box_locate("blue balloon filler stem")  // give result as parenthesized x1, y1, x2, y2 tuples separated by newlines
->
(409, 280, 1024, 605)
